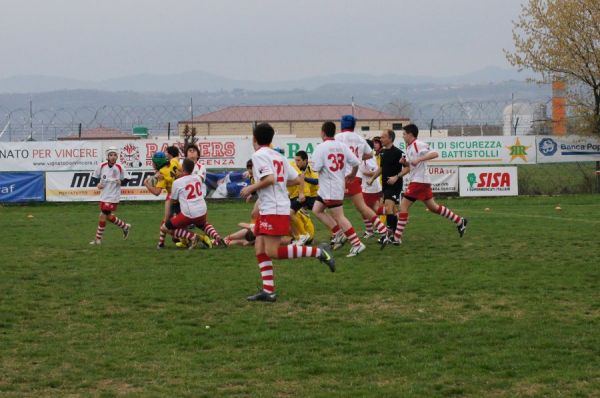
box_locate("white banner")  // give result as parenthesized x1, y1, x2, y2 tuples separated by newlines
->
(45, 170, 166, 202)
(536, 135, 600, 163)
(0, 141, 102, 171)
(1, 136, 539, 172)
(459, 167, 518, 197)
(403, 166, 459, 193)
(397, 136, 536, 165)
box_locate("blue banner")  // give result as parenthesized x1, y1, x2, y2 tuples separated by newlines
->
(0, 172, 45, 202)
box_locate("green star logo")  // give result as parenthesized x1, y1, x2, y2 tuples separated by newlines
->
(506, 137, 531, 162)
(467, 173, 477, 188)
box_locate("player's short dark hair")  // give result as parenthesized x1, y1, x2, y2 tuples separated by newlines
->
(322, 121, 336, 137)
(384, 129, 395, 142)
(253, 123, 275, 145)
(166, 145, 180, 158)
(182, 158, 195, 174)
(295, 150, 308, 160)
(403, 124, 419, 138)
(184, 144, 199, 157)
(246, 159, 253, 168)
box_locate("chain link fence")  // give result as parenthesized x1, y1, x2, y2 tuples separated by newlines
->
(1, 101, 598, 195)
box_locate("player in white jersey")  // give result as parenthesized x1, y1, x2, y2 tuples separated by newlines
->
(312, 121, 368, 257)
(240, 123, 335, 303)
(160, 158, 223, 248)
(359, 141, 383, 238)
(184, 144, 208, 197)
(392, 124, 468, 243)
(89, 146, 131, 245)
(335, 115, 390, 249)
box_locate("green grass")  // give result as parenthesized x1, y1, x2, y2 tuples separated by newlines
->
(1, 195, 599, 397)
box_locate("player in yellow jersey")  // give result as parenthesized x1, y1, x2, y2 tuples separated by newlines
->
(288, 150, 323, 245)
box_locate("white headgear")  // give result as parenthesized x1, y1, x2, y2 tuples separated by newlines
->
(105, 146, 118, 158)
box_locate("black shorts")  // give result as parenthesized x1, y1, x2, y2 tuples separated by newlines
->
(382, 184, 403, 204)
(290, 196, 316, 212)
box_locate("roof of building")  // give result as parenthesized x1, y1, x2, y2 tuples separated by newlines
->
(58, 127, 140, 141)
(181, 104, 408, 123)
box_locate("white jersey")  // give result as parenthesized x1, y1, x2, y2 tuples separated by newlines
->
(335, 130, 371, 176)
(93, 162, 127, 203)
(405, 139, 435, 184)
(360, 157, 382, 194)
(171, 174, 207, 218)
(312, 138, 360, 200)
(252, 146, 298, 215)
(192, 161, 207, 197)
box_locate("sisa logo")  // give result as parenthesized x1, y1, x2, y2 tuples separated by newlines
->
(119, 143, 143, 168)
(476, 172, 511, 188)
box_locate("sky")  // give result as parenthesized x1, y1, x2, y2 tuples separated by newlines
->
(0, 0, 526, 82)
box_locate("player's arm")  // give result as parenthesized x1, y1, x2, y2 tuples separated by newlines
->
(240, 174, 274, 198)
(144, 178, 163, 196)
(412, 149, 438, 166)
(366, 166, 382, 185)
(362, 141, 373, 160)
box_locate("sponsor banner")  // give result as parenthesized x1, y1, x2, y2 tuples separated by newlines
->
(397, 136, 536, 165)
(536, 135, 600, 163)
(403, 166, 459, 193)
(0, 141, 102, 171)
(459, 167, 518, 197)
(45, 171, 166, 202)
(0, 172, 45, 202)
(0, 136, 537, 172)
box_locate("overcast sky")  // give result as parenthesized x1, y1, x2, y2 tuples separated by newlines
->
(0, 0, 526, 82)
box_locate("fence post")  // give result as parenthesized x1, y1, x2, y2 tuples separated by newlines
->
(168, 122, 171, 140)
(78, 123, 82, 139)
(596, 161, 600, 194)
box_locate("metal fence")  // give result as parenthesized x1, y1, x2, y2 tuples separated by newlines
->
(0, 99, 567, 142)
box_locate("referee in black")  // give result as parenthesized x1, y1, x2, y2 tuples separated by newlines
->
(367, 129, 404, 245)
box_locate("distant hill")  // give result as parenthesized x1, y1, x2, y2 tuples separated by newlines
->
(0, 66, 539, 94)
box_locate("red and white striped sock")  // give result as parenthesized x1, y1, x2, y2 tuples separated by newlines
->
(257, 253, 274, 293)
(371, 216, 388, 235)
(331, 225, 341, 235)
(107, 214, 127, 229)
(203, 223, 221, 240)
(174, 228, 195, 241)
(363, 218, 373, 234)
(277, 245, 321, 259)
(344, 227, 362, 247)
(394, 212, 409, 241)
(437, 205, 462, 224)
(158, 222, 166, 245)
(95, 221, 106, 241)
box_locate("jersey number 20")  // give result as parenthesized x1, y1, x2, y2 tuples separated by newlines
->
(185, 182, 203, 199)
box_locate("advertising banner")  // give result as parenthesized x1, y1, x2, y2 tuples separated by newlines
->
(459, 167, 518, 197)
(403, 166, 459, 193)
(0, 172, 45, 202)
(45, 170, 166, 202)
(0, 136, 537, 172)
(0, 141, 102, 171)
(536, 135, 600, 163)
(397, 136, 536, 165)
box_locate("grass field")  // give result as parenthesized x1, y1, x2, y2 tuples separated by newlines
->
(1, 195, 599, 397)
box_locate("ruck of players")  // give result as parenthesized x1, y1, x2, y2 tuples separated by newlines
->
(90, 115, 468, 303)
